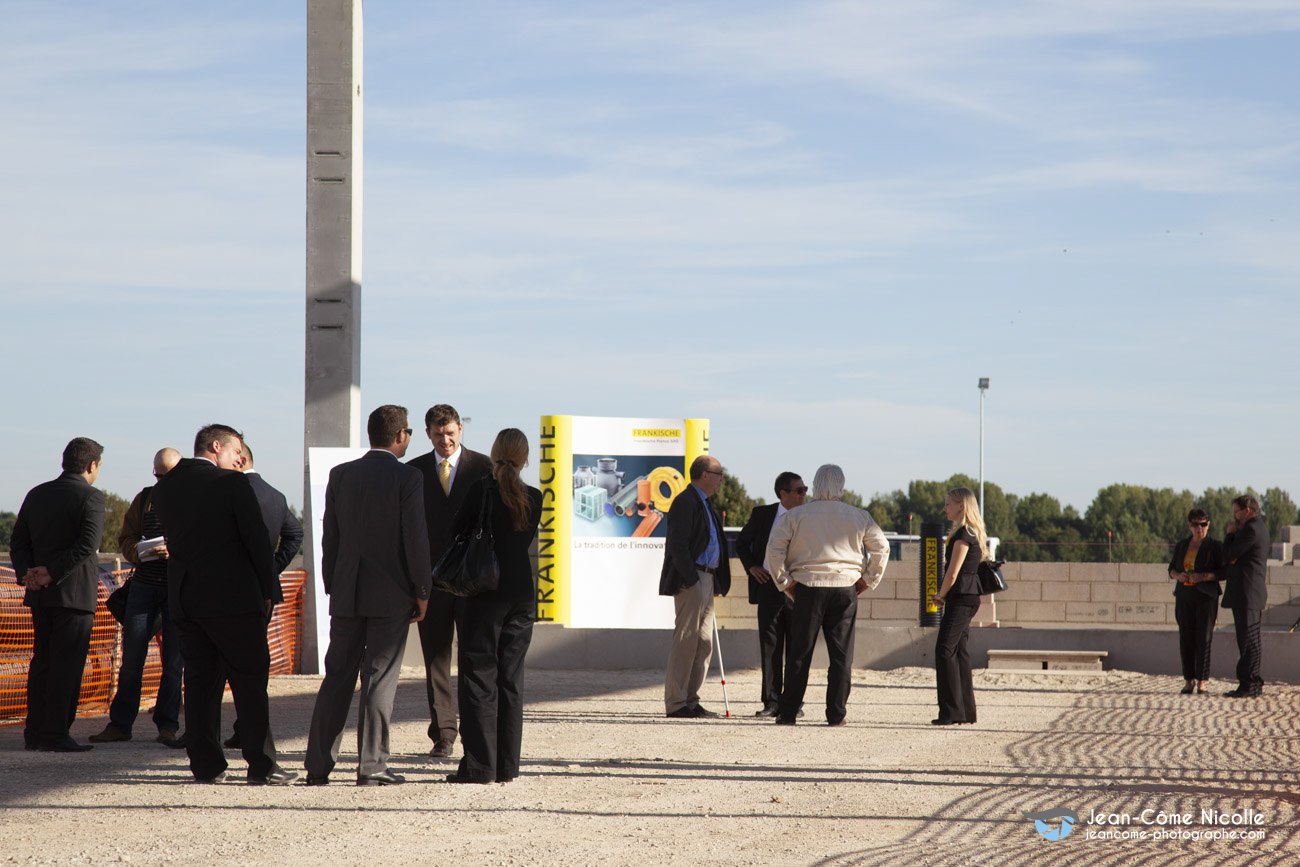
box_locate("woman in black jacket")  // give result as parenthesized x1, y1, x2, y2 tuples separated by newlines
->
(447, 428, 543, 784)
(930, 487, 987, 726)
(1168, 508, 1224, 695)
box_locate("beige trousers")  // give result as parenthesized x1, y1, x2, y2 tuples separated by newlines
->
(664, 571, 715, 713)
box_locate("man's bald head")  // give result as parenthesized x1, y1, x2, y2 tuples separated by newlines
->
(154, 448, 182, 477)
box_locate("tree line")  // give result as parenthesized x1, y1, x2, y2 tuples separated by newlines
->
(711, 472, 1298, 564)
(4, 477, 1296, 565)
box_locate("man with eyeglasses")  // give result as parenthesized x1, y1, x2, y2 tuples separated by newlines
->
(736, 472, 806, 717)
(1204, 495, 1270, 698)
(305, 404, 431, 785)
(659, 455, 732, 718)
(90, 447, 184, 746)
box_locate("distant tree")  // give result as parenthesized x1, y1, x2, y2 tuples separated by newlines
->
(712, 470, 755, 527)
(100, 492, 132, 555)
(841, 489, 865, 508)
(0, 510, 16, 552)
(1260, 487, 1299, 542)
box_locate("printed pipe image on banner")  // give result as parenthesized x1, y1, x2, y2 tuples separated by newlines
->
(538, 416, 709, 629)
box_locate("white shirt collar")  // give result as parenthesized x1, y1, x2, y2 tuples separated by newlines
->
(434, 445, 463, 468)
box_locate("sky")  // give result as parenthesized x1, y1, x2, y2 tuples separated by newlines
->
(3, 0, 1299, 517)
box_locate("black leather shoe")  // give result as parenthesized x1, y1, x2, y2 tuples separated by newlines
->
(429, 738, 455, 759)
(931, 718, 960, 726)
(692, 705, 719, 719)
(774, 717, 796, 726)
(249, 767, 298, 786)
(1223, 688, 1248, 698)
(160, 732, 189, 750)
(304, 775, 330, 786)
(358, 770, 405, 786)
(223, 733, 242, 749)
(192, 772, 227, 783)
(665, 707, 696, 718)
(39, 737, 94, 752)
(445, 773, 491, 784)
(754, 707, 779, 718)
(827, 718, 847, 727)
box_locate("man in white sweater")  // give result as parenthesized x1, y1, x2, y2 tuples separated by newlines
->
(765, 464, 889, 726)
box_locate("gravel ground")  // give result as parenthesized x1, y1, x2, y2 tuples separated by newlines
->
(2, 665, 1298, 866)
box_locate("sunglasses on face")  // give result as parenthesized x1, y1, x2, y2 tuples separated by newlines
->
(1190, 521, 1209, 527)
(788, 486, 809, 495)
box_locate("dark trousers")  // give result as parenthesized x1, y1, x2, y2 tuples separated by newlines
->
(934, 599, 978, 723)
(1231, 606, 1263, 694)
(454, 594, 534, 783)
(305, 613, 410, 778)
(756, 594, 793, 710)
(417, 588, 459, 743)
(1174, 594, 1217, 681)
(779, 585, 857, 724)
(176, 613, 275, 779)
(25, 606, 93, 746)
(108, 581, 183, 734)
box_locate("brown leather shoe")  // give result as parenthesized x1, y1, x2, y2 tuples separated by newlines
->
(429, 738, 455, 759)
(89, 726, 131, 743)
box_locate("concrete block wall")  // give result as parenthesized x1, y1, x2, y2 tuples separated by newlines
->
(713, 553, 1300, 632)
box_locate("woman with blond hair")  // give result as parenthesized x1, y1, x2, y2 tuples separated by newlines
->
(446, 428, 542, 784)
(929, 487, 987, 726)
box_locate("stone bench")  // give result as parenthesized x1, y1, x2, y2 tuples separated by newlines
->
(986, 649, 1108, 671)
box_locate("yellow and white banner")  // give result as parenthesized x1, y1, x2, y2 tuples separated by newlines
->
(539, 415, 709, 628)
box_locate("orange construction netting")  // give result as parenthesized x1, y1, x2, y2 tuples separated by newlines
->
(0, 566, 306, 725)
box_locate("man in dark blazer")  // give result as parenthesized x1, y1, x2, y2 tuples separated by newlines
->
(407, 403, 492, 758)
(1210, 495, 1271, 698)
(217, 440, 305, 750)
(150, 423, 294, 784)
(305, 405, 432, 786)
(736, 471, 806, 717)
(10, 437, 106, 752)
(659, 454, 731, 718)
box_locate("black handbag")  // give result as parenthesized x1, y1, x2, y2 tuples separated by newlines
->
(430, 481, 501, 597)
(106, 580, 130, 624)
(977, 559, 1007, 594)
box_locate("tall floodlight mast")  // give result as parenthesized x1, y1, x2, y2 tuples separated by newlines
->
(302, 0, 363, 672)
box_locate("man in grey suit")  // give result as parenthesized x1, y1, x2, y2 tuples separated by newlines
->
(11, 437, 106, 752)
(305, 405, 433, 786)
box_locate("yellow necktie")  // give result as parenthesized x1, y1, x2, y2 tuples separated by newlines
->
(438, 459, 451, 495)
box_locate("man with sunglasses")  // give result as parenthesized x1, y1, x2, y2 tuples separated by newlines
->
(659, 455, 732, 718)
(736, 472, 806, 717)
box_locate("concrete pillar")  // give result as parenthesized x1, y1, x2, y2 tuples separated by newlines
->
(302, 0, 363, 672)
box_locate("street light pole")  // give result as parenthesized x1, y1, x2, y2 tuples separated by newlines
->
(978, 378, 989, 516)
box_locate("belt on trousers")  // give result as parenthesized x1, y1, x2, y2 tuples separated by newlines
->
(695, 565, 717, 576)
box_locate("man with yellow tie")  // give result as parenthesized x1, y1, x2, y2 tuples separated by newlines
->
(407, 404, 493, 759)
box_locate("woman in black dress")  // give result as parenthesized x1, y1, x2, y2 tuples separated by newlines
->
(1167, 508, 1224, 695)
(930, 487, 986, 726)
(446, 428, 543, 784)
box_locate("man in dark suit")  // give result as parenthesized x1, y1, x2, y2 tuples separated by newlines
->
(659, 454, 731, 719)
(407, 404, 492, 758)
(217, 440, 305, 750)
(736, 471, 806, 717)
(305, 405, 432, 786)
(1210, 495, 1271, 698)
(10, 437, 106, 752)
(150, 423, 294, 784)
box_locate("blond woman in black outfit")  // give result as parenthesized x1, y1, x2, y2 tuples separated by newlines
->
(930, 487, 986, 726)
(447, 428, 543, 784)
(1167, 508, 1223, 695)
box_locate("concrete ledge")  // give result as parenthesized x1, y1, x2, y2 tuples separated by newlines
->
(521, 624, 1300, 684)
(987, 649, 1108, 671)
